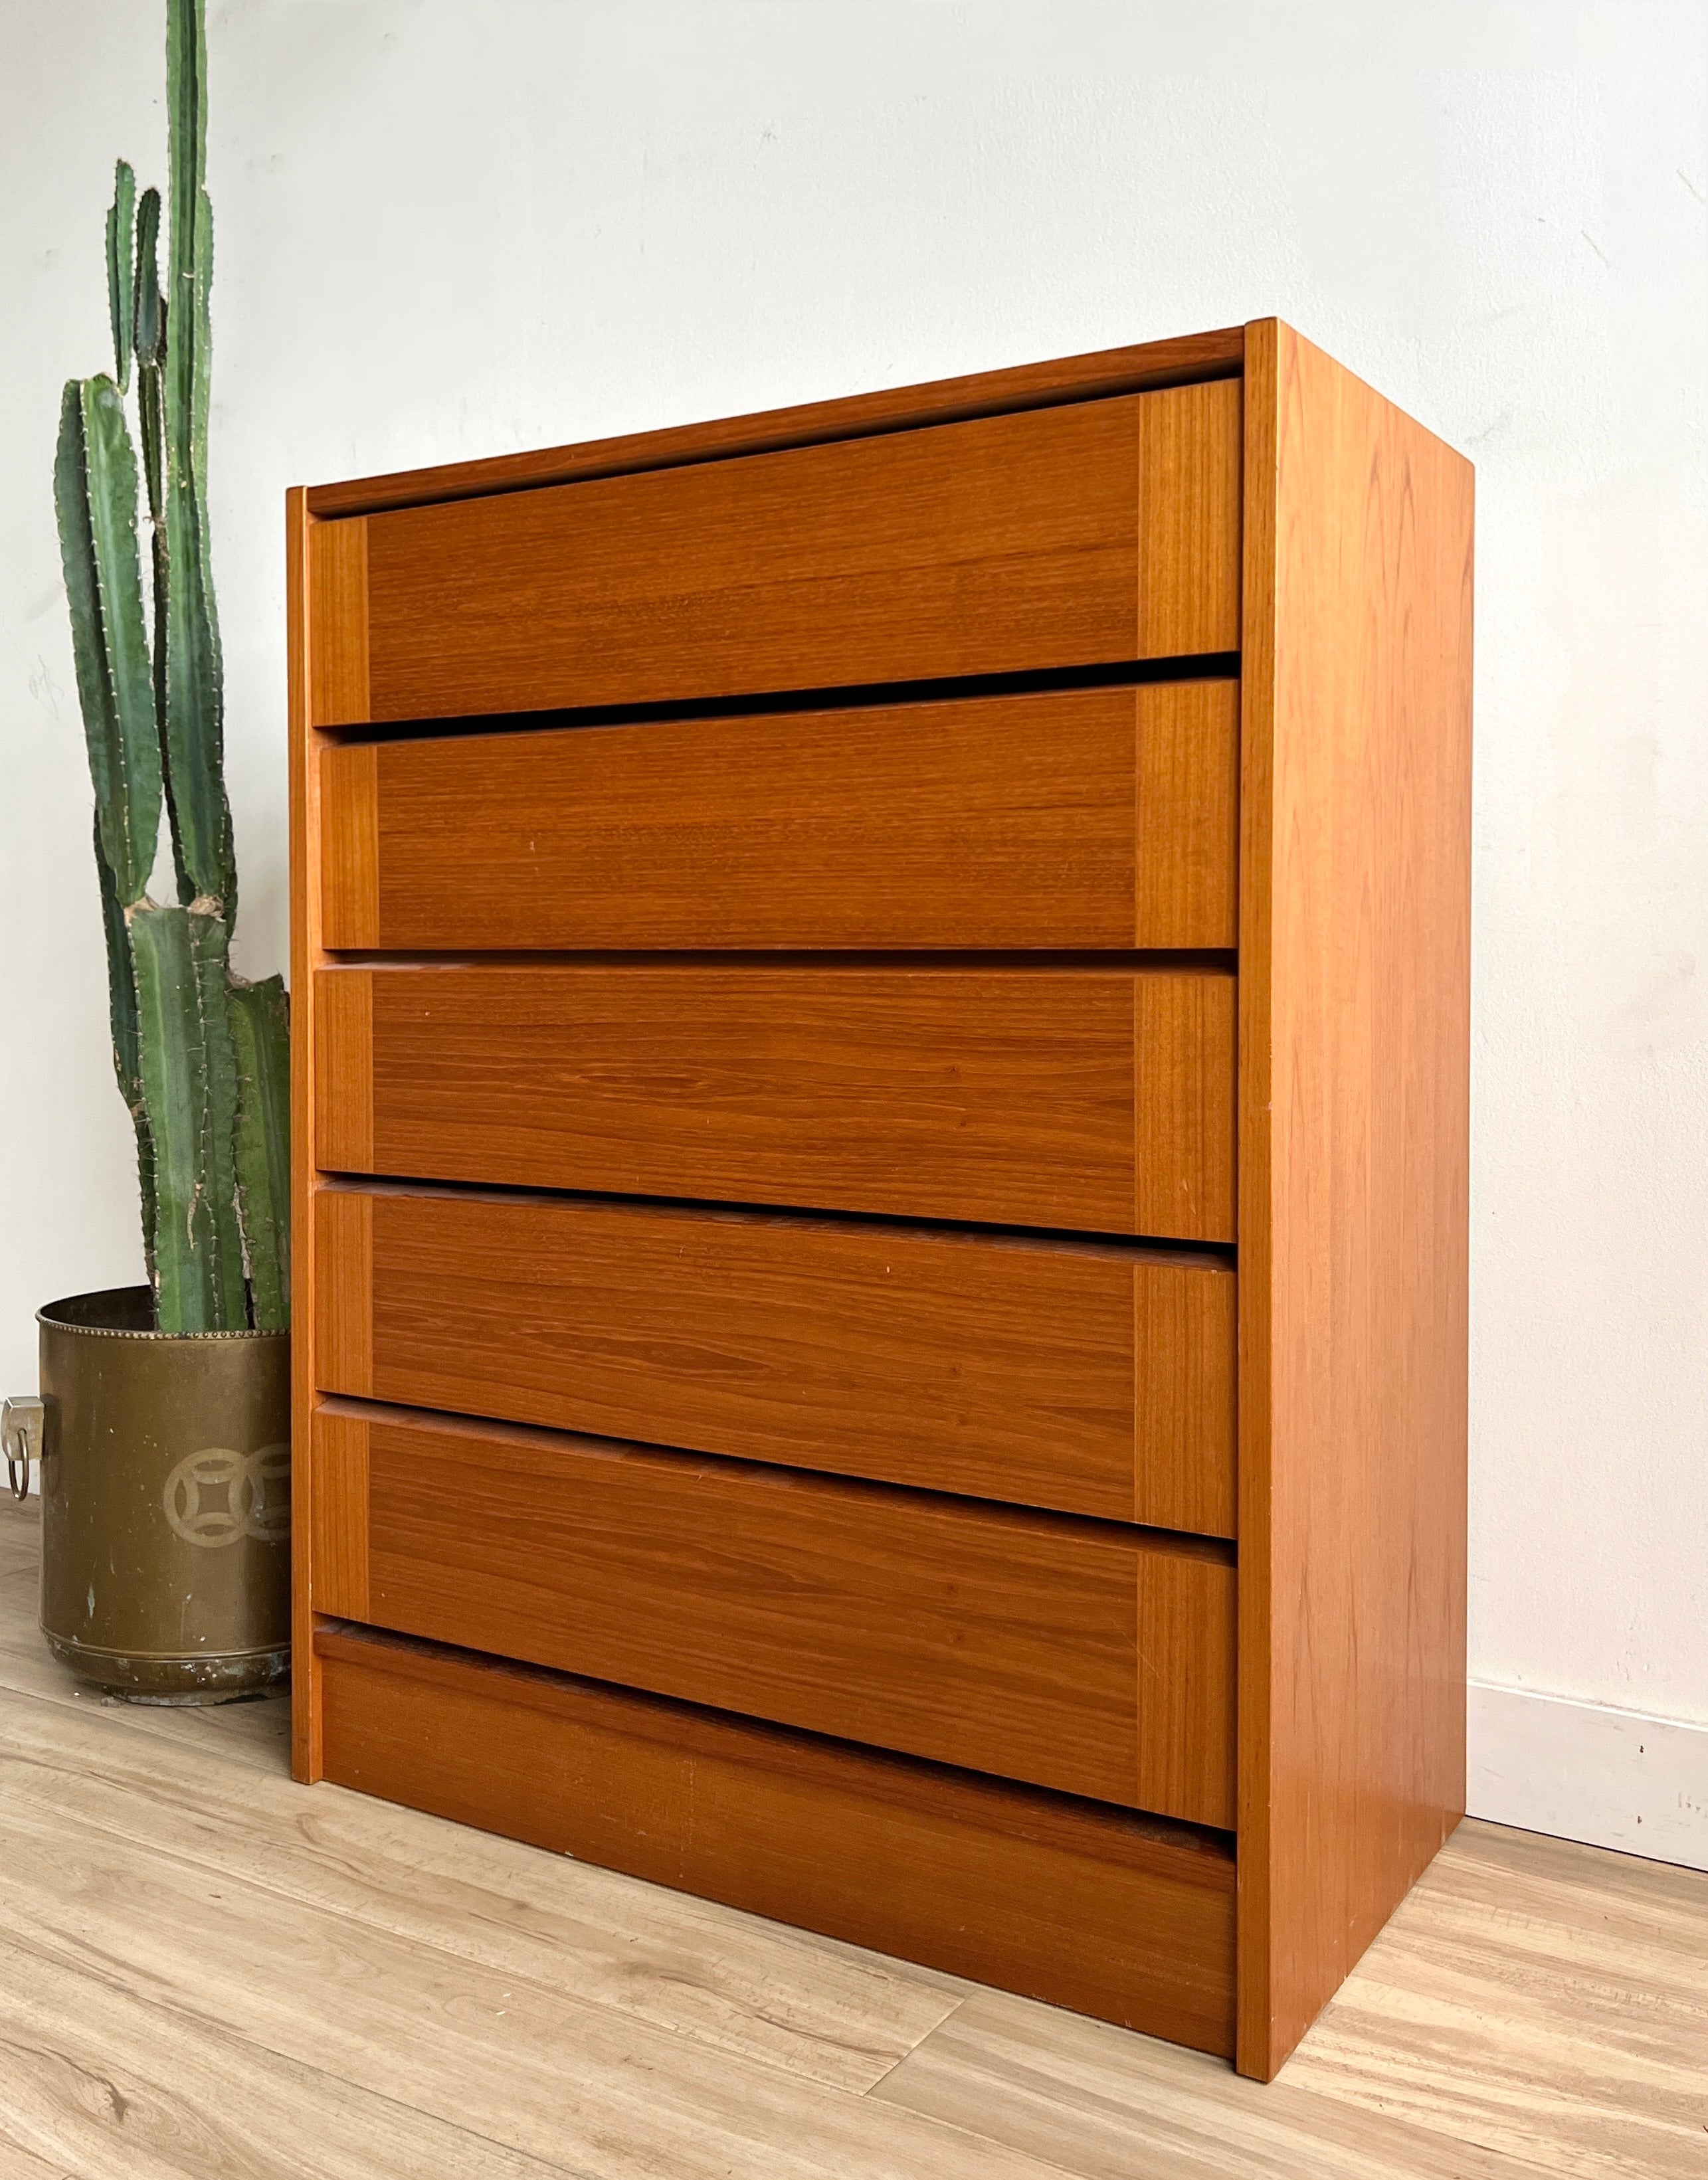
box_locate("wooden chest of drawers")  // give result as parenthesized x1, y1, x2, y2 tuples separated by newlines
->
(289, 320, 1471, 2080)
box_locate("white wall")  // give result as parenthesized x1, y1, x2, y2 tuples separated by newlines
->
(3, 2, 1704, 1839)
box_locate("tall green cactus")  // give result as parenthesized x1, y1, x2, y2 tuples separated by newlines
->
(52, 0, 289, 1336)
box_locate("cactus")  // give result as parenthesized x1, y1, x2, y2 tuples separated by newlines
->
(52, 0, 288, 1335)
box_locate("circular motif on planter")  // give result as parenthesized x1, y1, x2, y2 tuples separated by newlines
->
(163, 1445, 291, 1548)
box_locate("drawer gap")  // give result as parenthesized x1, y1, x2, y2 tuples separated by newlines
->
(314, 1618, 1240, 1855)
(311, 1172, 1239, 1265)
(321, 652, 1241, 745)
(322, 948, 1240, 972)
(315, 1390, 1238, 1562)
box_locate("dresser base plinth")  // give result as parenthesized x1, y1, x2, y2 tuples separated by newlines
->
(314, 1622, 1237, 2058)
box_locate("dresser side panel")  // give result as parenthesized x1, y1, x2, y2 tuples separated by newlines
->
(1236, 320, 1473, 2079)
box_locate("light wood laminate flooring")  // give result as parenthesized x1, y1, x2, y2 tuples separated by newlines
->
(0, 1498, 1700, 2179)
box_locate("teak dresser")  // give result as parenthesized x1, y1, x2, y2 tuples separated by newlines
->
(288, 319, 1472, 2080)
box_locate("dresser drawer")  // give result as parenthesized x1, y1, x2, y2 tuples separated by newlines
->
(312, 1404, 1238, 1827)
(321, 682, 1240, 953)
(315, 1189, 1237, 1532)
(313, 964, 1237, 1241)
(308, 382, 1242, 727)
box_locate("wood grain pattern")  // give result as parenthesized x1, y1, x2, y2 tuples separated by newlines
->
(285, 488, 327, 1783)
(286, 330, 1479, 2082)
(0, 1922, 573, 2180)
(1135, 681, 1242, 951)
(321, 741, 379, 949)
(310, 1404, 369, 1620)
(0, 1663, 964, 2101)
(1234, 320, 1473, 2078)
(306, 515, 369, 728)
(318, 1401, 1237, 1826)
(1136, 1547, 1238, 1831)
(305, 325, 1244, 518)
(6, 1500, 1701, 2174)
(872, 1985, 1529, 2180)
(881, 2005, 1509, 2180)
(878, 1822, 1708, 2177)
(1133, 1260, 1239, 1536)
(312, 964, 1238, 1243)
(334, 387, 1241, 726)
(1236, 321, 1282, 2080)
(314, 1188, 373, 1398)
(312, 970, 373, 1173)
(314, 1188, 1238, 1530)
(1281, 1821, 1708, 2175)
(1137, 383, 1245, 660)
(1135, 972, 1239, 1241)
(318, 682, 1241, 954)
(317, 1621, 1239, 2058)
(0, 1679, 1077, 2178)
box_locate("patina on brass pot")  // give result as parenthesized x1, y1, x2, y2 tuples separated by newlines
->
(37, 1287, 289, 1703)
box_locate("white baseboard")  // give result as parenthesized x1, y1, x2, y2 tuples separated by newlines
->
(1468, 1680, 1708, 1872)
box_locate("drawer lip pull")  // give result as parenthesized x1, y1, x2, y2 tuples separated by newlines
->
(318, 648, 1242, 745)
(314, 1617, 1238, 1861)
(318, 1392, 1238, 1564)
(319, 1168, 1237, 1260)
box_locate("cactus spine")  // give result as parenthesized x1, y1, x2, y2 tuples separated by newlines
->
(53, 0, 289, 1335)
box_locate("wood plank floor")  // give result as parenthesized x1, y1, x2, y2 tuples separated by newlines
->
(0, 1498, 1701, 2179)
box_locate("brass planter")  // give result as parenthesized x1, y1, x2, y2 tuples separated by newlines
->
(37, 1287, 290, 1703)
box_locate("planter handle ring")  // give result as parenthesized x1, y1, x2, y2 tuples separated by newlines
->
(1, 1396, 43, 1500)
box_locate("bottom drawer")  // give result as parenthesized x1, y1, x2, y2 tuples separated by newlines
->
(312, 1401, 1238, 1829)
(316, 1621, 1238, 2058)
